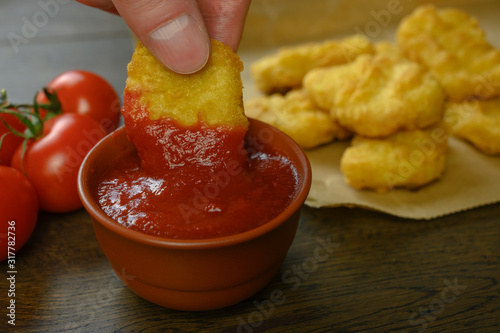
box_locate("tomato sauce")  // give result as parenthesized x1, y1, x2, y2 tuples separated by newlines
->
(97, 102, 299, 239)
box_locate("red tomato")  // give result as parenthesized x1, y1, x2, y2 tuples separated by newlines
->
(36, 70, 120, 133)
(0, 166, 38, 261)
(0, 112, 26, 165)
(10, 113, 107, 213)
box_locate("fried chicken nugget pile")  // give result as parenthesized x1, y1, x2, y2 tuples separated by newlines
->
(340, 125, 448, 192)
(303, 53, 445, 138)
(122, 39, 248, 175)
(444, 99, 500, 155)
(302, 51, 448, 192)
(300, 44, 449, 191)
(246, 5, 500, 193)
(245, 89, 351, 149)
(247, 35, 448, 192)
(397, 5, 500, 156)
(397, 5, 500, 102)
(251, 35, 375, 94)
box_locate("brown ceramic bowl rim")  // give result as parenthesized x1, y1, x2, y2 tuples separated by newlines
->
(78, 119, 311, 250)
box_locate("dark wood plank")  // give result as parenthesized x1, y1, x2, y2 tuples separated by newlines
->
(2, 204, 499, 332)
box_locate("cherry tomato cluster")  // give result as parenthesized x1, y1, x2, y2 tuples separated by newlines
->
(0, 70, 121, 261)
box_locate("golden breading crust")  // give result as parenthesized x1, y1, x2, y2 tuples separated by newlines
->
(444, 99, 500, 155)
(397, 5, 500, 102)
(374, 41, 399, 56)
(304, 53, 445, 138)
(124, 39, 248, 128)
(250, 35, 375, 94)
(340, 125, 449, 192)
(245, 90, 351, 149)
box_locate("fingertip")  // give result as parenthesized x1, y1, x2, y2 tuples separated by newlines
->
(149, 14, 210, 74)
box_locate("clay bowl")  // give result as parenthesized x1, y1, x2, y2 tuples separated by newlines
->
(77, 118, 311, 311)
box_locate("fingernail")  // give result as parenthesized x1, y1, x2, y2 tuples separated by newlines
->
(149, 14, 210, 74)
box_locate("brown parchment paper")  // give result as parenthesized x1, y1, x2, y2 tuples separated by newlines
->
(303, 138, 500, 219)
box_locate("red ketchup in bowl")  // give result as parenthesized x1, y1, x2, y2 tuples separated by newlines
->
(96, 100, 299, 240)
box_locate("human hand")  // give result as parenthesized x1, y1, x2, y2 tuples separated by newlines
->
(77, 0, 251, 74)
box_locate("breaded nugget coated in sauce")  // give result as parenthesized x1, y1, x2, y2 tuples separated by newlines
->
(122, 40, 249, 175)
(251, 35, 375, 94)
(304, 53, 445, 138)
(340, 125, 449, 192)
(397, 5, 500, 102)
(245, 90, 351, 149)
(444, 99, 500, 155)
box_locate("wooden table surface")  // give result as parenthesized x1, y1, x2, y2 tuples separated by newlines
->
(1, 1, 499, 332)
(2, 204, 499, 333)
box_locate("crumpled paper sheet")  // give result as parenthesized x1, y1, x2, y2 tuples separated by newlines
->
(304, 137, 500, 219)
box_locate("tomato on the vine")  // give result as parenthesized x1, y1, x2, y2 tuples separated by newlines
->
(0, 111, 26, 165)
(36, 70, 121, 133)
(0, 165, 38, 261)
(10, 113, 107, 213)
(2, 71, 113, 213)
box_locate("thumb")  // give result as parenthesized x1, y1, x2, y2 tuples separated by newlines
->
(112, 0, 210, 74)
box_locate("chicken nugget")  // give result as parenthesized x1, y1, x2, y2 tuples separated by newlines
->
(121, 40, 249, 175)
(397, 5, 500, 102)
(340, 125, 449, 192)
(124, 39, 247, 128)
(245, 90, 351, 149)
(444, 99, 500, 155)
(251, 34, 375, 94)
(304, 53, 445, 138)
